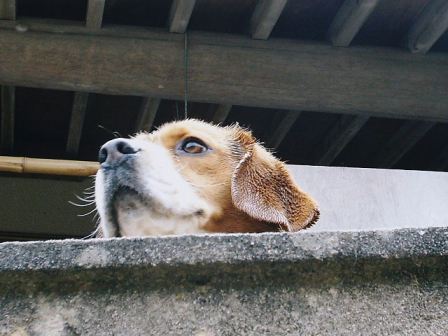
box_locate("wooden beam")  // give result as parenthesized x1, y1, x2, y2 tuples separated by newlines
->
(86, 0, 105, 29)
(250, 0, 287, 40)
(328, 0, 379, 47)
(375, 121, 435, 168)
(0, 0, 16, 20)
(168, 0, 196, 33)
(0, 21, 448, 122)
(406, 0, 448, 54)
(315, 115, 369, 166)
(66, 92, 89, 157)
(135, 97, 161, 132)
(209, 104, 232, 124)
(0, 86, 15, 153)
(266, 110, 300, 149)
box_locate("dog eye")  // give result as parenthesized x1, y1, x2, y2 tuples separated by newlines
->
(180, 138, 209, 155)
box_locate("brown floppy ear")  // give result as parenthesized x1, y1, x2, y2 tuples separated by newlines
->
(230, 129, 319, 232)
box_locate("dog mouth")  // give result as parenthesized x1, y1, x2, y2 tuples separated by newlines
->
(107, 186, 148, 237)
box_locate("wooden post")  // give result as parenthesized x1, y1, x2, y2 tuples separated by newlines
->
(250, 0, 288, 40)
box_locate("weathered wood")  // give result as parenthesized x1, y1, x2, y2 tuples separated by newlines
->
(406, 0, 448, 54)
(168, 0, 196, 33)
(0, 21, 448, 121)
(328, 0, 380, 47)
(86, 0, 105, 29)
(0, 156, 99, 176)
(266, 110, 300, 149)
(0, 86, 15, 153)
(0, 0, 15, 20)
(135, 97, 161, 132)
(250, 0, 287, 40)
(315, 115, 369, 166)
(66, 92, 89, 157)
(209, 104, 232, 124)
(376, 120, 435, 168)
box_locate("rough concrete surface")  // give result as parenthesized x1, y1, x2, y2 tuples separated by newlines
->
(0, 228, 447, 335)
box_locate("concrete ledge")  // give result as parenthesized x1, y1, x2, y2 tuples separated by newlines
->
(1, 228, 447, 335)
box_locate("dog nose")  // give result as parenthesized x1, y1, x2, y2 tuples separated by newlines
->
(98, 138, 137, 165)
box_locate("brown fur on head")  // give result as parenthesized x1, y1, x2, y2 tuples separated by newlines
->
(95, 119, 319, 237)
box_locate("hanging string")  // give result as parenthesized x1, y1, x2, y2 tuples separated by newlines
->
(184, 31, 189, 119)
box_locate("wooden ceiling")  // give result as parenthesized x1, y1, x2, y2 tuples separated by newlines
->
(1, 0, 448, 172)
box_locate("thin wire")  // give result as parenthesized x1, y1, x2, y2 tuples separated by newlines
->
(184, 31, 189, 119)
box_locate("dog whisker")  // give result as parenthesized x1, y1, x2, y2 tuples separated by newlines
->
(69, 200, 95, 207)
(77, 207, 98, 217)
(81, 225, 100, 239)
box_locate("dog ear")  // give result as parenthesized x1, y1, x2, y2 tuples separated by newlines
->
(230, 129, 319, 232)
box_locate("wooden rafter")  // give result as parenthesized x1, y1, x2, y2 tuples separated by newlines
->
(135, 97, 161, 132)
(168, 0, 196, 33)
(406, 0, 448, 54)
(0, 21, 447, 121)
(315, 115, 369, 166)
(86, 0, 106, 29)
(209, 104, 232, 125)
(250, 0, 287, 40)
(375, 121, 435, 168)
(0, 86, 15, 154)
(66, 92, 89, 156)
(0, 0, 15, 20)
(266, 110, 300, 149)
(0, 0, 16, 154)
(328, 0, 379, 47)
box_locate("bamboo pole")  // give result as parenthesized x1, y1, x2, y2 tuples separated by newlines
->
(0, 156, 99, 176)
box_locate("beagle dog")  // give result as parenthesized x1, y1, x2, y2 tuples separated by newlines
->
(95, 119, 319, 237)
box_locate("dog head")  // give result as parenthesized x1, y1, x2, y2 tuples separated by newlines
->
(95, 119, 319, 237)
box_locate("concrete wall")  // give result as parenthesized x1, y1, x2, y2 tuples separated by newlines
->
(0, 228, 447, 335)
(1, 165, 447, 237)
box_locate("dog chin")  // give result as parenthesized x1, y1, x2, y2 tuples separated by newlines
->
(104, 185, 208, 237)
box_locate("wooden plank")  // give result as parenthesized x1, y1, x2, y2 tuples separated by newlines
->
(315, 115, 369, 166)
(168, 0, 196, 33)
(328, 0, 380, 47)
(0, 86, 15, 153)
(375, 121, 435, 168)
(209, 104, 232, 124)
(135, 97, 161, 132)
(66, 92, 89, 156)
(406, 0, 448, 54)
(0, 0, 16, 20)
(0, 21, 448, 122)
(250, 0, 288, 40)
(86, 0, 105, 29)
(266, 110, 300, 149)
